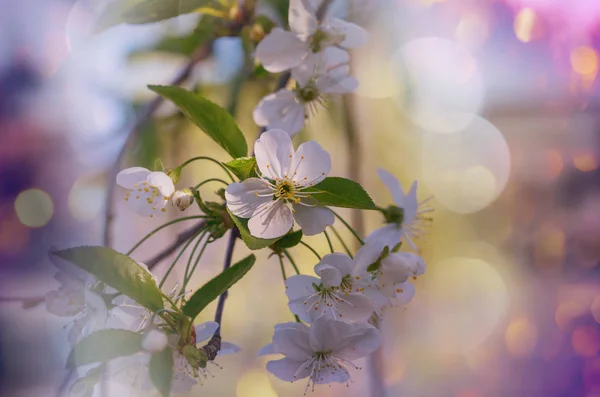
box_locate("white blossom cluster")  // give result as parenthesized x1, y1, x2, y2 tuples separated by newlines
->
(253, 0, 367, 136)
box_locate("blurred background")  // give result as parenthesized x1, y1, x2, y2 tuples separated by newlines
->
(1, 0, 600, 396)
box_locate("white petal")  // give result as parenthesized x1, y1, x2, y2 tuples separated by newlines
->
(258, 343, 276, 356)
(256, 28, 308, 72)
(290, 140, 331, 186)
(377, 168, 405, 206)
(266, 358, 310, 381)
(380, 254, 415, 283)
(327, 18, 368, 48)
(314, 264, 341, 288)
(315, 365, 350, 384)
(254, 129, 294, 179)
(308, 317, 343, 352)
(285, 274, 320, 300)
(333, 322, 381, 360)
(253, 90, 306, 136)
(142, 329, 168, 353)
(146, 172, 175, 197)
(361, 285, 390, 311)
(248, 200, 294, 239)
(292, 205, 334, 236)
(288, 295, 320, 323)
(218, 342, 242, 356)
(225, 178, 272, 218)
(125, 188, 160, 217)
(401, 181, 419, 224)
(272, 324, 313, 360)
(289, 0, 318, 40)
(291, 55, 323, 87)
(318, 253, 353, 277)
(194, 321, 219, 343)
(45, 289, 85, 316)
(335, 293, 376, 322)
(317, 74, 358, 94)
(353, 225, 402, 273)
(391, 281, 416, 306)
(170, 372, 197, 393)
(116, 167, 150, 189)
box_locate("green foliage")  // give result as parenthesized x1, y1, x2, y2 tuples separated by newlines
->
(304, 177, 377, 210)
(223, 157, 257, 181)
(67, 329, 143, 369)
(149, 347, 174, 397)
(271, 230, 303, 251)
(51, 246, 164, 312)
(226, 208, 284, 250)
(263, 0, 290, 26)
(149, 85, 248, 159)
(183, 254, 256, 319)
(121, 0, 215, 25)
(133, 122, 159, 171)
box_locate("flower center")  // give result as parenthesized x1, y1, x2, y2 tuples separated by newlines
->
(382, 205, 404, 226)
(309, 29, 329, 53)
(274, 179, 300, 203)
(296, 82, 320, 103)
(340, 274, 354, 292)
(313, 350, 332, 360)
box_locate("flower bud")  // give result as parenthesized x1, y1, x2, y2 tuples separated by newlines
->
(172, 189, 194, 211)
(142, 329, 168, 353)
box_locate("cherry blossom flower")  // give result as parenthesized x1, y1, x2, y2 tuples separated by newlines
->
(285, 253, 375, 322)
(172, 189, 194, 211)
(116, 167, 175, 217)
(45, 260, 108, 344)
(225, 129, 334, 239)
(255, 0, 368, 72)
(142, 329, 169, 353)
(259, 318, 381, 392)
(253, 47, 358, 135)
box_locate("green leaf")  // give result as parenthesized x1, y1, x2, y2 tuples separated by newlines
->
(226, 208, 284, 250)
(148, 85, 247, 159)
(272, 230, 303, 250)
(121, 0, 214, 24)
(92, 0, 145, 33)
(51, 246, 164, 312)
(153, 158, 165, 172)
(304, 177, 377, 210)
(149, 347, 174, 397)
(67, 329, 143, 369)
(183, 254, 256, 319)
(223, 157, 257, 181)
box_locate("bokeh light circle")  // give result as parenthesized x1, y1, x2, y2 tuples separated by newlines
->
(68, 176, 105, 221)
(390, 37, 484, 133)
(426, 257, 509, 355)
(14, 189, 54, 228)
(421, 115, 511, 214)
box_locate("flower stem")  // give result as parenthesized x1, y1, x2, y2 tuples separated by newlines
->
(181, 233, 212, 295)
(178, 156, 235, 182)
(282, 249, 301, 275)
(194, 178, 230, 189)
(330, 226, 353, 258)
(323, 230, 334, 254)
(145, 221, 207, 270)
(180, 230, 208, 291)
(126, 216, 207, 256)
(330, 209, 364, 245)
(158, 228, 205, 289)
(213, 228, 239, 336)
(298, 240, 322, 260)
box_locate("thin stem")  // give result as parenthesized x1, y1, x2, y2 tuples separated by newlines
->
(181, 230, 208, 287)
(179, 156, 235, 182)
(277, 253, 302, 323)
(213, 228, 239, 336)
(194, 178, 230, 189)
(126, 216, 207, 256)
(145, 221, 207, 270)
(181, 235, 211, 294)
(298, 240, 322, 260)
(282, 249, 301, 275)
(331, 209, 364, 245)
(158, 229, 204, 289)
(330, 226, 353, 258)
(323, 229, 334, 254)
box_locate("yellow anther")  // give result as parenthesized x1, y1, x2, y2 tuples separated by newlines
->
(301, 156, 305, 159)
(144, 188, 149, 192)
(152, 206, 157, 210)
(138, 188, 142, 192)
(136, 196, 140, 199)
(397, 289, 404, 293)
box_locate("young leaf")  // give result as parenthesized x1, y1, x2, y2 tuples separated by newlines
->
(51, 246, 164, 312)
(304, 177, 377, 210)
(183, 254, 256, 319)
(149, 347, 174, 397)
(271, 230, 303, 250)
(67, 329, 143, 369)
(121, 0, 213, 24)
(226, 209, 283, 250)
(223, 157, 257, 181)
(148, 85, 247, 159)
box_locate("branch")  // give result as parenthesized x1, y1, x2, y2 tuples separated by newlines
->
(145, 220, 207, 270)
(102, 44, 212, 247)
(213, 228, 239, 334)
